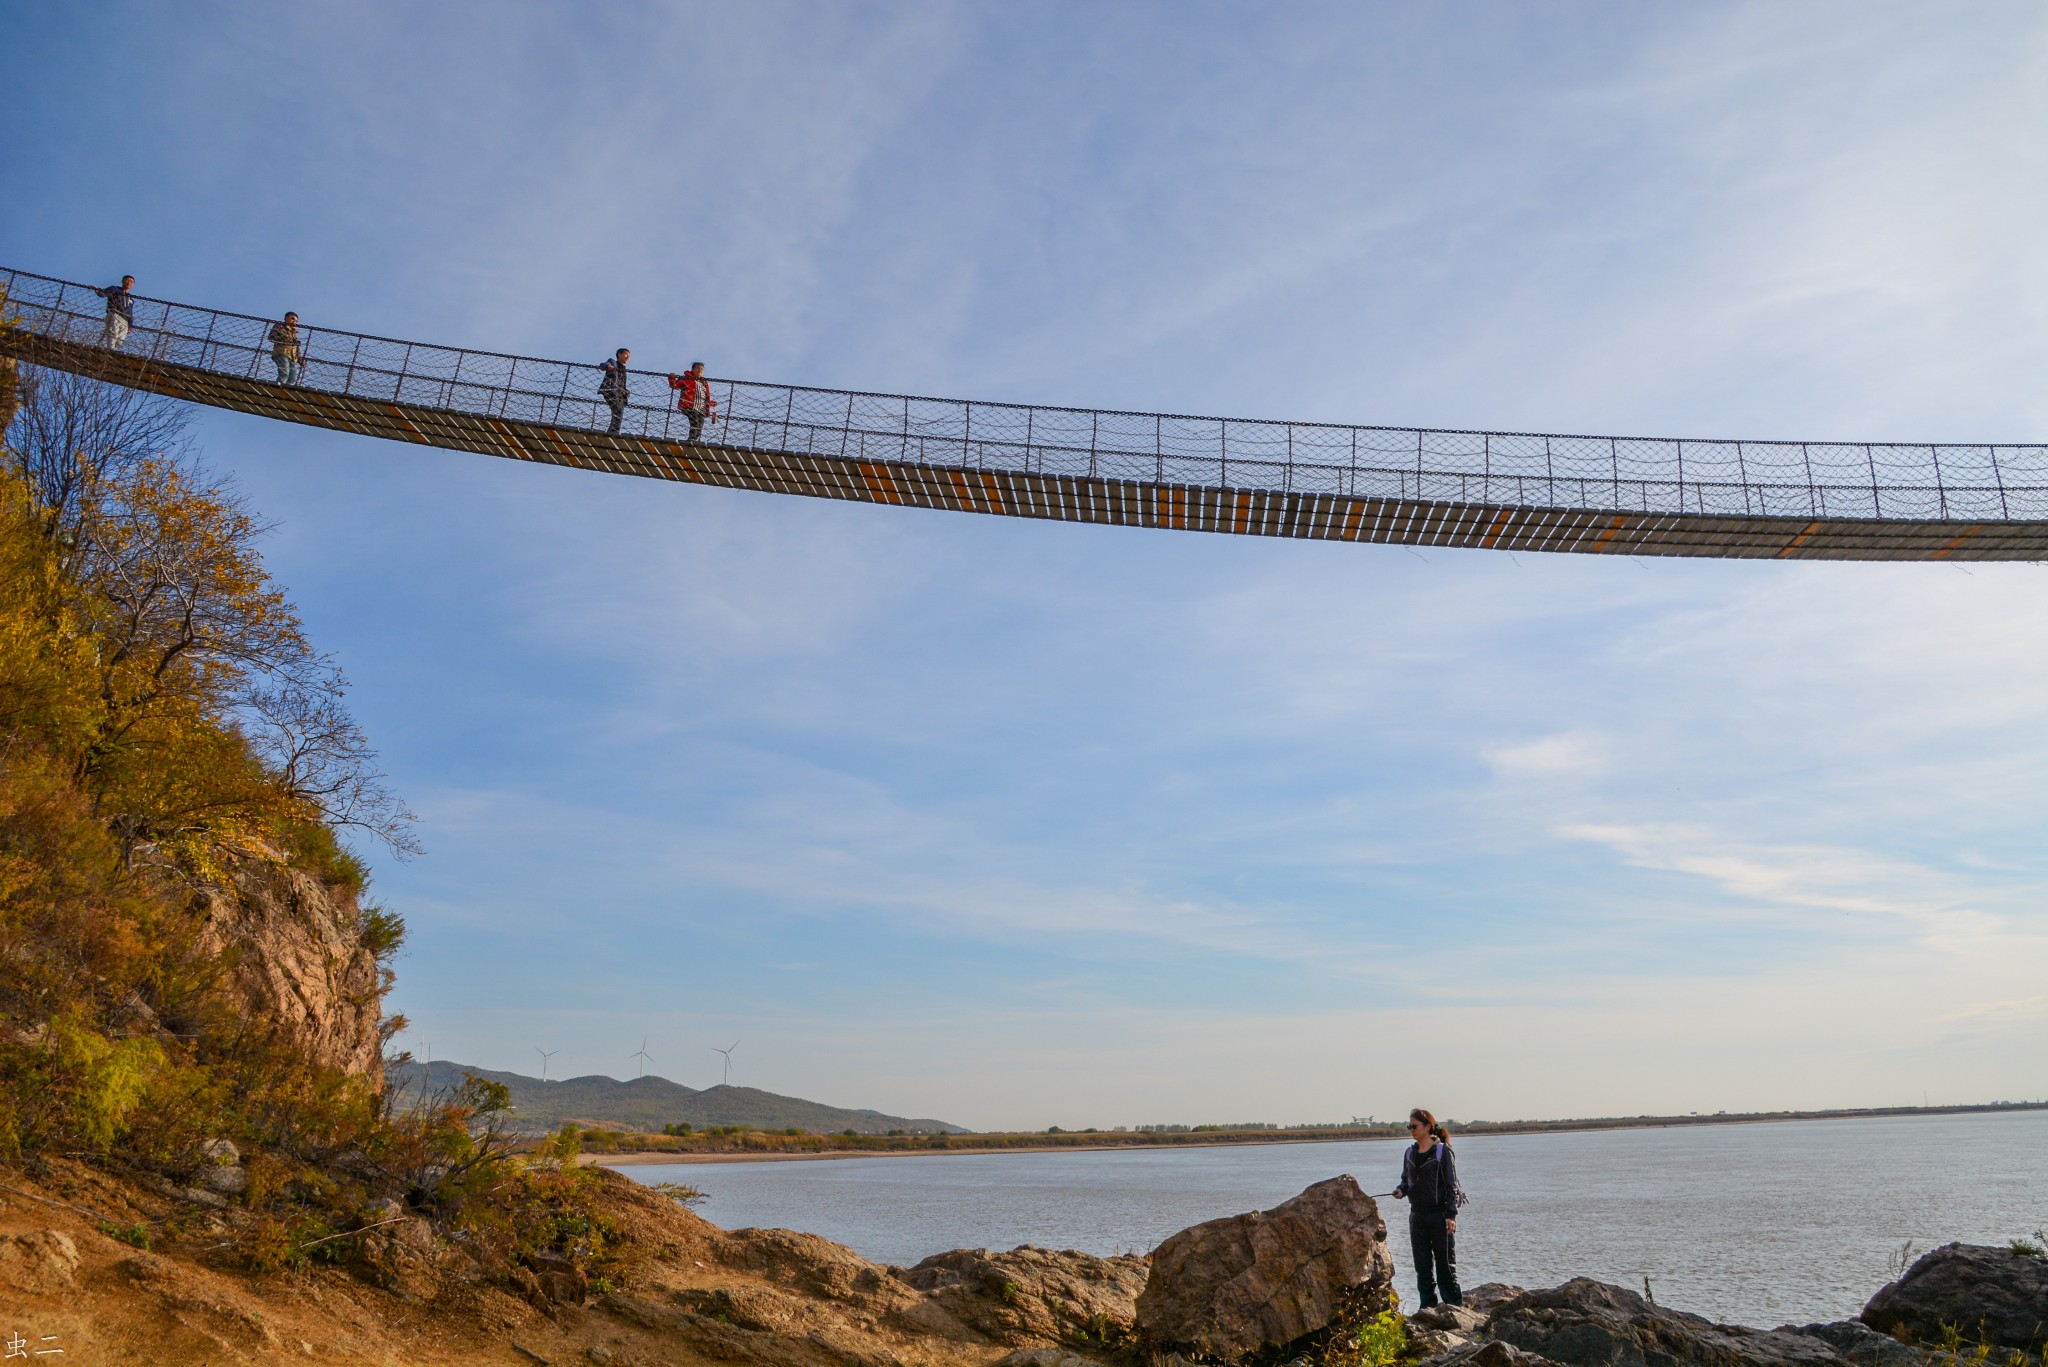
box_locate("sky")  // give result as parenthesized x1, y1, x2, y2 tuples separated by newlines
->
(4, 2, 2045, 1132)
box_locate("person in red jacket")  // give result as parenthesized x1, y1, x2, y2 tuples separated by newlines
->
(668, 362, 717, 442)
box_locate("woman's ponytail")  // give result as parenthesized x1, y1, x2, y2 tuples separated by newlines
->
(1410, 1109, 1453, 1149)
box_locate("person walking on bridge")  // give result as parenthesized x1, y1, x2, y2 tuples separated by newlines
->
(1392, 1108, 1465, 1310)
(94, 275, 136, 349)
(668, 361, 717, 443)
(598, 348, 632, 435)
(268, 312, 304, 385)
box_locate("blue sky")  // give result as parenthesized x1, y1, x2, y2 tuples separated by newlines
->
(4, 2, 2045, 1130)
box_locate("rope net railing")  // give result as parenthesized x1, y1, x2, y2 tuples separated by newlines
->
(5, 267, 2044, 522)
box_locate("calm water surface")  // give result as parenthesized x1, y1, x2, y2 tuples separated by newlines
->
(623, 1110, 2048, 1329)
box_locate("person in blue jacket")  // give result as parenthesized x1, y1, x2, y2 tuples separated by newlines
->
(598, 347, 632, 434)
(1392, 1107, 1465, 1308)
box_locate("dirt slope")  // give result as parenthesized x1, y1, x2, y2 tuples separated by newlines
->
(0, 1161, 1141, 1367)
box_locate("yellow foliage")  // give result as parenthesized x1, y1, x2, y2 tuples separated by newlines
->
(0, 459, 349, 1159)
(0, 479, 100, 749)
(48, 1015, 163, 1151)
(0, 382, 480, 1282)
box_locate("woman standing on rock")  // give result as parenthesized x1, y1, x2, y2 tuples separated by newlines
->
(1393, 1108, 1465, 1310)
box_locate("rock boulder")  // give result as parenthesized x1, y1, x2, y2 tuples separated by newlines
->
(991, 1351, 1106, 1367)
(896, 1245, 1149, 1348)
(1861, 1243, 2048, 1351)
(1786, 1320, 1923, 1367)
(1464, 1284, 1532, 1315)
(1490, 1279, 1847, 1367)
(1136, 1175, 1393, 1362)
(716, 1226, 904, 1305)
(355, 1213, 445, 1299)
(0, 1230, 80, 1294)
(1412, 1341, 1562, 1367)
(524, 1251, 589, 1305)
(1410, 1304, 1489, 1335)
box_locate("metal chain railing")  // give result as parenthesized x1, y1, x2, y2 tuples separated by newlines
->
(5, 266, 2043, 521)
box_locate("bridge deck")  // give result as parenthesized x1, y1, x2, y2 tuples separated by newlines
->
(4, 268, 2043, 560)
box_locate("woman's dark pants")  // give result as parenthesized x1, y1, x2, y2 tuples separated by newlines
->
(1410, 1212, 1461, 1308)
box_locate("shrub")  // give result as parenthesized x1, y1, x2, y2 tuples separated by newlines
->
(356, 902, 406, 960)
(648, 1180, 706, 1208)
(1332, 1306, 1407, 1367)
(449, 1159, 632, 1287)
(292, 818, 370, 893)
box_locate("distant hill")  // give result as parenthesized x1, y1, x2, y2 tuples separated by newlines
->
(389, 1060, 967, 1137)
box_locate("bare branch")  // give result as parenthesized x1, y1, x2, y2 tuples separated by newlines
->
(3, 364, 192, 554)
(238, 681, 421, 858)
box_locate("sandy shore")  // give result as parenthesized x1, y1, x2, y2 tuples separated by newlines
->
(586, 1101, 2047, 1168)
(590, 1136, 1358, 1167)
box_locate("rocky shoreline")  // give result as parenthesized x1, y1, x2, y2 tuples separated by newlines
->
(1020, 1176, 2048, 1367)
(595, 1174, 2048, 1367)
(1398, 1255, 2047, 1367)
(4, 1165, 2042, 1366)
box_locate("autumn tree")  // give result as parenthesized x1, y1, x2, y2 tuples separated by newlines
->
(4, 364, 417, 865)
(0, 359, 414, 1165)
(0, 357, 625, 1290)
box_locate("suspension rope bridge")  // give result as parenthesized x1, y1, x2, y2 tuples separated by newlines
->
(3, 267, 2042, 560)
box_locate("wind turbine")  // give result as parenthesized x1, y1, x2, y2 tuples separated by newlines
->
(712, 1040, 740, 1086)
(631, 1037, 655, 1080)
(535, 1046, 559, 1083)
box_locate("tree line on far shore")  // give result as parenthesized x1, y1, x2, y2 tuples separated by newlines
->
(550, 1099, 2047, 1158)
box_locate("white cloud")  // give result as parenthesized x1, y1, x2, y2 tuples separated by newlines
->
(1483, 732, 1609, 780)
(1558, 821, 2018, 953)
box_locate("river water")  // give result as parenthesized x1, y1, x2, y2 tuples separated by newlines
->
(621, 1109, 2048, 1328)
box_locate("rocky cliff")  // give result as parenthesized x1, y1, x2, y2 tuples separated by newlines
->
(192, 854, 388, 1084)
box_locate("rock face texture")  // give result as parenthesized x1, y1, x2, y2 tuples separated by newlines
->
(194, 858, 386, 1082)
(1408, 1302, 1494, 1360)
(719, 1223, 1148, 1351)
(0, 1230, 80, 1294)
(717, 1226, 906, 1305)
(897, 1245, 1150, 1347)
(1136, 1175, 1393, 1361)
(1463, 1283, 1532, 1315)
(1489, 1279, 1848, 1367)
(1787, 1320, 1925, 1367)
(1416, 1341, 1561, 1367)
(356, 1214, 448, 1300)
(1861, 1243, 2048, 1351)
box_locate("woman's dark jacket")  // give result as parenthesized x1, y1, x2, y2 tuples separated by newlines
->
(1395, 1142, 1463, 1218)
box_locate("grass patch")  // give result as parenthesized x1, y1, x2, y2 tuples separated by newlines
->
(98, 1220, 151, 1251)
